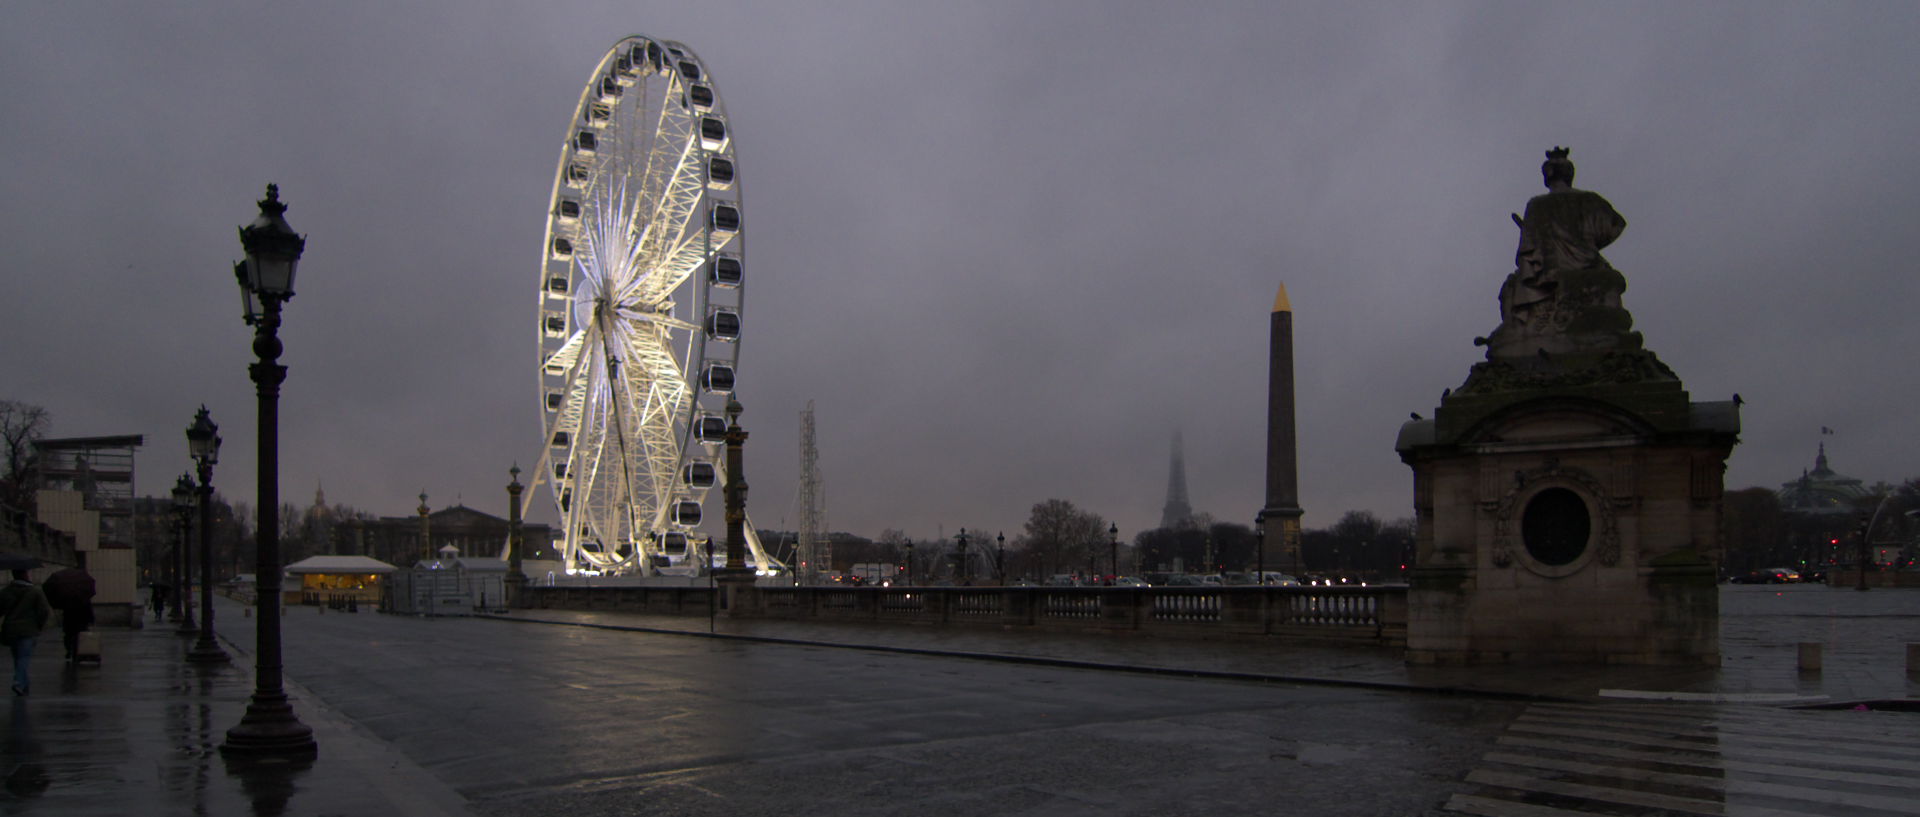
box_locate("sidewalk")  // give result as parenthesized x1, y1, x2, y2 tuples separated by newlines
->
(479, 584, 1920, 704)
(1, 586, 1911, 816)
(0, 605, 473, 817)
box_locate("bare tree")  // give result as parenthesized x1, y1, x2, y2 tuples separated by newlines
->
(0, 400, 51, 508)
(1019, 499, 1108, 581)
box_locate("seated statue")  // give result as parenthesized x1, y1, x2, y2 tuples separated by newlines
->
(1484, 147, 1640, 361)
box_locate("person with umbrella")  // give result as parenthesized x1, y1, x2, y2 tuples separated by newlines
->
(0, 560, 51, 695)
(43, 552, 96, 663)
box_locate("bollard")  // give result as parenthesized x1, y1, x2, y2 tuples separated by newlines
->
(1908, 643, 1919, 677)
(1797, 642, 1822, 671)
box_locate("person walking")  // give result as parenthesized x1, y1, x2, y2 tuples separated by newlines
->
(43, 554, 96, 662)
(0, 568, 52, 696)
(149, 581, 168, 622)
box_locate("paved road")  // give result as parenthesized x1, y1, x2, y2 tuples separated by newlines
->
(274, 605, 1522, 816)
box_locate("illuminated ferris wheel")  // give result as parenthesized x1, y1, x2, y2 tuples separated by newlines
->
(529, 36, 772, 575)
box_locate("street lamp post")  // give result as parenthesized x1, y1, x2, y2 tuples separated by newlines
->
(1108, 523, 1118, 585)
(995, 532, 1005, 585)
(904, 540, 914, 586)
(186, 407, 228, 664)
(1254, 513, 1266, 584)
(417, 492, 432, 564)
(170, 476, 193, 623)
(220, 183, 316, 757)
(174, 473, 198, 634)
(506, 465, 525, 607)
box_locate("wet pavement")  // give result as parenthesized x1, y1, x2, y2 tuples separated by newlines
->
(0, 584, 1911, 816)
(0, 607, 471, 817)
(487, 584, 1920, 704)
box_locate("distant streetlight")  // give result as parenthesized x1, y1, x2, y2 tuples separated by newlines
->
(904, 540, 914, 586)
(221, 183, 316, 757)
(186, 407, 227, 664)
(170, 475, 194, 624)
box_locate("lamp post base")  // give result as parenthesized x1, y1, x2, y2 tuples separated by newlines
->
(176, 615, 198, 636)
(187, 636, 229, 664)
(221, 693, 317, 757)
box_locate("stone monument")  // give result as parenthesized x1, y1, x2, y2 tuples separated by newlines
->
(1395, 148, 1739, 665)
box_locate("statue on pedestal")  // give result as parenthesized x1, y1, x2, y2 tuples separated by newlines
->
(1463, 148, 1674, 393)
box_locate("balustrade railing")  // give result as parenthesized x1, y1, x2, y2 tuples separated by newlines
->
(523, 583, 1406, 645)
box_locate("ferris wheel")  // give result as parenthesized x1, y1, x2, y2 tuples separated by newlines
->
(529, 36, 774, 575)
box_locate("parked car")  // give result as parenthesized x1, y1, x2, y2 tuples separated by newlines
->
(1108, 576, 1149, 587)
(1729, 568, 1795, 584)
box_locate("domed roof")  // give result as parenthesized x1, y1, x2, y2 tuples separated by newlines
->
(1778, 443, 1870, 514)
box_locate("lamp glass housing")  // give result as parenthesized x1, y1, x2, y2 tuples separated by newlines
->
(187, 409, 220, 465)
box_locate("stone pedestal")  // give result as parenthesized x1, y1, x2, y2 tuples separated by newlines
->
(1398, 378, 1737, 665)
(1396, 148, 1739, 666)
(713, 571, 758, 618)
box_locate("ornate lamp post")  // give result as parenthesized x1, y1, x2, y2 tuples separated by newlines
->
(186, 407, 228, 663)
(221, 183, 316, 757)
(417, 492, 432, 564)
(506, 465, 526, 606)
(1254, 512, 1267, 584)
(995, 532, 1005, 585)
(903, 540, 914, 586)
(1108, 523, 1118, 585)
(170, 475, 194, 623)
(174, 472, 199, 633)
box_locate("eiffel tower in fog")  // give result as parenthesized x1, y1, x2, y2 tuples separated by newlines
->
(1160, 431, 1194, 530)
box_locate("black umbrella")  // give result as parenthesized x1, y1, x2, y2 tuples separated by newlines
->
(0, 552, 41, 571)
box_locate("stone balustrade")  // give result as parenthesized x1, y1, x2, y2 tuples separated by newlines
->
(522, 583, 1408, 646)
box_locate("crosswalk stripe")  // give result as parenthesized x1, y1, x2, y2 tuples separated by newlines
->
(1446, 703, 1920, 817)
(1465, 768, 1725, 814)
(1442, 793, 1602, 816)
(1506, 722, 1920, 772)
(1516, 711, 1920, 756)
(1533, 704, 1920, 745)
(1496, 734, 1920, 791)
(1482, 751, 1725, 791)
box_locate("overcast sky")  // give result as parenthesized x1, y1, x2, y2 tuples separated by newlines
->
(3, 2, 1915, 545)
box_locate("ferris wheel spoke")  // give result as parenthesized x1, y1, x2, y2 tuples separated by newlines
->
(611, 306, 698, 333)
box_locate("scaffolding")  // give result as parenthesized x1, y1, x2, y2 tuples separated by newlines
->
(34, 435, 144, 547)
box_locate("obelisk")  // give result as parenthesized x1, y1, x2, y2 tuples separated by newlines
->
(1261, 283, 1304, 573)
